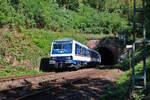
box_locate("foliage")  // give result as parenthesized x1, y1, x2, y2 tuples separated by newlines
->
(82, 0, 150, 36)
(101, 70, 130, 100)
(56, 0, 79, 11)
(73, 5, 129, 34)
(116, 44, 150, 71)
(0, 30, 41, 67)
(82, 0, 141, 17)
(0, 0, 149, 35)
(0, 0, 129, 34)
(0, 0, 16, 26)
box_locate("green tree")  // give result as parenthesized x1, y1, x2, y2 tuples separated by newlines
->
(0, 0, 16, 26)
(56, 0, 79, 11)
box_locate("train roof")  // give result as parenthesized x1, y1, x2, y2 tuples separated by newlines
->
(53, 38, 87, 48)
(53, 38, 73, 42)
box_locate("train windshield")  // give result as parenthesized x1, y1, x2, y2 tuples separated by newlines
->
(52, 41, 72, 54)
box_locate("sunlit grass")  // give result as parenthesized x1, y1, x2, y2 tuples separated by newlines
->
(0, 66, 42, 77)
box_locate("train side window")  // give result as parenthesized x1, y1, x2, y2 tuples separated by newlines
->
(82, 48, 86, 56)
(75, 44, 81, 55)
(80, 47, 82, 55)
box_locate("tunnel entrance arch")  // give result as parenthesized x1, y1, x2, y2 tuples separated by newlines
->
(87, 37, 120, 65)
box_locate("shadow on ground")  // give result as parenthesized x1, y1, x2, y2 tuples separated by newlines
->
(0, 77, 115, 100)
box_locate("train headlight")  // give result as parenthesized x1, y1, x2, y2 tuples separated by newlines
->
(51, 57, 56, 60)
(66, 56, 71, 60)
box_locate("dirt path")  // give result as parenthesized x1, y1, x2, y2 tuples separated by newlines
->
(0, 68, 123, 100)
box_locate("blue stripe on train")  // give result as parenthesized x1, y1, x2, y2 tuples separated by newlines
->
(54, 57, 88, 64)
(55, 57, 69, 62)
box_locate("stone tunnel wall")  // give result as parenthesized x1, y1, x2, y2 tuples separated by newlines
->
(86, 37, 120, 65)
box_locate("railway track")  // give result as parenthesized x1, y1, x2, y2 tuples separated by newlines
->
(0, 72, 55, 83)
(0, 65, 105, 83)
(0, 68, 92, 83)
(15, 78, 85, 100)
(15, 84, 60, 100)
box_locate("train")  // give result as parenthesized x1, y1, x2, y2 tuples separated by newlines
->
(49, 39, 101, 70)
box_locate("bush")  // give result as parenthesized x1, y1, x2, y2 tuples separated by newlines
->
(0, 0, 16, 26)
(0, 0, 130, 34)
(72, 5, 129, 34)
(56, 0, 79, 11)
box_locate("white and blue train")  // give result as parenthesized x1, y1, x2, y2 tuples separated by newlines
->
(49, 39, 101, 69)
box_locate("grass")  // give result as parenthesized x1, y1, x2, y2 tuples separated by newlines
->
(0, 66, 42, 78)
(101, 55, 150, 100)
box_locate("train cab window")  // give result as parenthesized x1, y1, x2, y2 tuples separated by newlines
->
(53, 44, 62, 49)
(52, 42, 72, 54)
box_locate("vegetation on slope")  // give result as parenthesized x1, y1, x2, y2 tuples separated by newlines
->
(0, 0, 129, 34)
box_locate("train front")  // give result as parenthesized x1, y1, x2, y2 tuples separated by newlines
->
(49, 39, 74, 69)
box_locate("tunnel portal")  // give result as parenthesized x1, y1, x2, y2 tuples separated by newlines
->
(87, 37, 119, 65)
